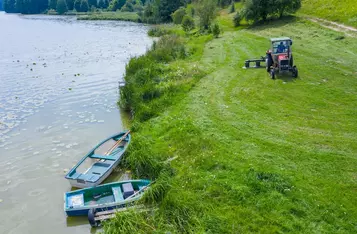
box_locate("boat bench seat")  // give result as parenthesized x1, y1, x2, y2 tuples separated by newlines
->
(76, 174, 100, 183)
(122, 183, 134, 199)
(89, 154, 117, 161)
(112, 186, 125, 202)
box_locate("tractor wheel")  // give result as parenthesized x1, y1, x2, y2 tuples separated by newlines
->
(290, 55, 294, 67)
(292, 66, 298, 78)
(266, 54, 273, 72)
(270, 69, 275, 79)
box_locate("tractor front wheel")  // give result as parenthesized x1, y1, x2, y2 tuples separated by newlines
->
(266, 54, 273, 72)
(292, 66, 298, 78)
(270, 69, 275, 79)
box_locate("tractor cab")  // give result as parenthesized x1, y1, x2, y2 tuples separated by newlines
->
(270, 37, 292, 55)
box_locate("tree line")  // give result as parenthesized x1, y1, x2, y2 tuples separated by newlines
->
(3, 0, 300, 23)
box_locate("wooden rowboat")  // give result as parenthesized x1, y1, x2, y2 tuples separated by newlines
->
(64, 179, 151, 216)
(65, 131, 131, 188)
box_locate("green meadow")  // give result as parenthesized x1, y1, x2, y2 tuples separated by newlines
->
(105, 5, 357, 234)
(300, 0, 357, 27)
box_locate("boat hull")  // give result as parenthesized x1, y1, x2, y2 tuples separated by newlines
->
(65, 204, 125, 216)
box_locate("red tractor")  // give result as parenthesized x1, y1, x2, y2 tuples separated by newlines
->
(244, 37, 298, 79)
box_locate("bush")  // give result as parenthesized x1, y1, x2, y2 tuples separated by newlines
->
(171, 7, 186, 24)
(211, 22, 221, 38)
(148, 27, 170, 37)
(196, 0, 217, 30)
(182, 15, 195, 32)
(233, 11, 242, 26)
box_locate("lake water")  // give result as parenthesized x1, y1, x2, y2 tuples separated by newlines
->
(0, 12, 152, 234)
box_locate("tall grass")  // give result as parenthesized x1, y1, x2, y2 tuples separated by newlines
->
(119, 33, 204, 122)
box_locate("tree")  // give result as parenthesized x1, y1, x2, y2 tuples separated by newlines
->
(97, 0, 103, 8)
(158, 0, 183, 22)
(80, 0, 88, 11)
(171, 7, 186, 24)
(274, 0, 301, 18)
(121, 0, 134, 12)
(74, 0, 80, 10)
(4, 0, 16, 12)
(242, 0, 274, 22)
(229, 1, 235, 13)
(107, 0, 124, 11)
(56, 0, 67, 13)
(66, 0, 74, 10)
(103, 0, 108, 8)
(181, 15, 194, 32)
(196, 0, 216, 30)
(49, 0, 56, 9)
(15, 0, 23, 12)
(88, 0, 96, 7)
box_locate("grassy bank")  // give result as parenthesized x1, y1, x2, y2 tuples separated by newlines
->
(77, 11, 140, 22)
(107, 10, 357, 234)
(300, 0, 357, 27)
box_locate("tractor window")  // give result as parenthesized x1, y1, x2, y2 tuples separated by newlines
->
(272, 41, 290, 54)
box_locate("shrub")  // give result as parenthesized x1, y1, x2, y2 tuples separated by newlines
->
(233, 11, 242, 26)
(171, 7, 186, 24)
(211, 22, 221, 38)
(148, 27, 169, 37)
(182, 15, 195, 32)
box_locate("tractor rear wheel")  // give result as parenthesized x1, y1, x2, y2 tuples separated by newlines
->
(290, 55, 294, 67)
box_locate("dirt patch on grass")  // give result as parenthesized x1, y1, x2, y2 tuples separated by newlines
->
(308, 17, 357, 37)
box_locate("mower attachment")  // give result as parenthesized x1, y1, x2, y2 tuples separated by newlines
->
(243, 56, 266, 69)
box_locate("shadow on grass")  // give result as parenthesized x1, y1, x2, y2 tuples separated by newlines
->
(247, 16, 299, 32)
(274, 72, 299, 83)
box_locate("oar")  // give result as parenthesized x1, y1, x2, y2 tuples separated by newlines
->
(104, 130, 130, 156)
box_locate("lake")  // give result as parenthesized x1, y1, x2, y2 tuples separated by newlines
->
(0, 12, 152, 233)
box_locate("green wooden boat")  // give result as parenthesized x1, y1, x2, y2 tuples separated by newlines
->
(64, 179, 151, 216)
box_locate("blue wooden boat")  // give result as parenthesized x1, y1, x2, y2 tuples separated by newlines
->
(64, 179, 151, 216)
(65, 131, 131, 188)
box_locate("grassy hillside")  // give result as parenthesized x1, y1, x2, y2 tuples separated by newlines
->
(300, 0, 357, 27)
(105, 12, 357, 234)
